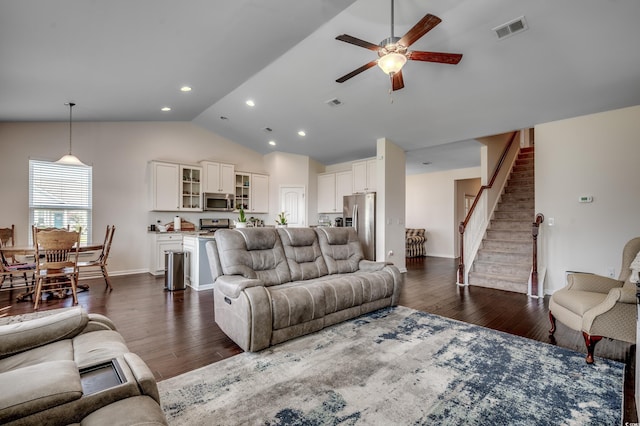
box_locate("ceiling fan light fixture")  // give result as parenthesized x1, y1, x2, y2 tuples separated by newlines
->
(377, 52, 407, 75)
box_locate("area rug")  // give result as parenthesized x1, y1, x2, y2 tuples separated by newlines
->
(158, 306, 624, 425)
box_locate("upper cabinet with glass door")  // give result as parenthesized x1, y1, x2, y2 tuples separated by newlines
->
(180, 165, 202, 211)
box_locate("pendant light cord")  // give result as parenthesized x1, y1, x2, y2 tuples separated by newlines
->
(66, 102, 75, 155)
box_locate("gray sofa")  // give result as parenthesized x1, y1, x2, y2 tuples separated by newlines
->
(0, 307, 167, 425)
(207, 227, 403, 352)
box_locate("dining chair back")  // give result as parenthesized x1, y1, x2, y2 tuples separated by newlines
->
(78, 225, 115, 290)
(0, 225, 35, 291)
(33, 227, 81, 310)
(0, 225, 15, 248)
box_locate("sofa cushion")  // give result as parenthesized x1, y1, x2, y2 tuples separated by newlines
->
(0, 340, 73, 373)
(315, 228, 363, 274)
(0, 360, 82, 424)
(278, 228, 328, 281)
(214, 228, 291, 286)
(270, 283, 326, 330)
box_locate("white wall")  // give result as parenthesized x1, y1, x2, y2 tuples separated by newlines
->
(536, 105, 640, 293)
(0, 121, 265, 275)
(406, 167, 481, 258)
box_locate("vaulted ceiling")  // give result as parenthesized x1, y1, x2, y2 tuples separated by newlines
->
(2, 0, 639, 173)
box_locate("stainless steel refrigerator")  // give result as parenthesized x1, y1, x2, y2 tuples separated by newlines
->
(343, 193, 376, 260)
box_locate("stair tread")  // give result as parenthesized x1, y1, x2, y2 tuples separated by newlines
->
(469, 271, 529, 282)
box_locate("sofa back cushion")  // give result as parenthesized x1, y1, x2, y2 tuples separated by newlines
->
(277, 228, 328, 281)
(214, 228, 291, 286)
(315, 227, 363, 274)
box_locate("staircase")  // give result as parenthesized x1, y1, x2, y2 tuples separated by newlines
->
(468, 147, 534, 294)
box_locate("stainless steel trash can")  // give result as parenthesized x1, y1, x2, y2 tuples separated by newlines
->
(165, 250, 185, 291)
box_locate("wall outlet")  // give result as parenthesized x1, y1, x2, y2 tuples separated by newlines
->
(607, 267, 616, 278)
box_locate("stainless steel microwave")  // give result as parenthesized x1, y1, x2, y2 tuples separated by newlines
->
(203, 193, 234, 211)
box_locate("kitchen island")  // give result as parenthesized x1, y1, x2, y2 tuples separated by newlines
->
(182, 234, 216, 291)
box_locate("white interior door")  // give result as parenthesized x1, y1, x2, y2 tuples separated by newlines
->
(279, 186, 305, 227)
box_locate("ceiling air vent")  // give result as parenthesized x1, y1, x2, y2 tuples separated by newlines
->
(325, 98, 343, 107)
(493, 16, 528, 40)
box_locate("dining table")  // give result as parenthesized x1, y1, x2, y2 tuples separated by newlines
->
(0, 243, 104, 302)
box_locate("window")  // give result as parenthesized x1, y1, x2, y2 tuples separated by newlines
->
(29, 159, 92, 244)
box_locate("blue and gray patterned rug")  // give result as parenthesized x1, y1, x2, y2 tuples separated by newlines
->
(158, 306, 624, 425)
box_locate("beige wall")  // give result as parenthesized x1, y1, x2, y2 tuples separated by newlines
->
(406, 167, 481, 258)
(376, 138, 406, 270)
(0, 121, 265, 275)
(264, 151, 313, 226)
(536, 105, 640, 293)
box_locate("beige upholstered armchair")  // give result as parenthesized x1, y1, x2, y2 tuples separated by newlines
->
(549, 237, 640, 363)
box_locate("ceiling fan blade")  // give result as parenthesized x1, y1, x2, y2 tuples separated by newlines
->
(408, 51, 463, 64)
(335, 34, 381, 51)
(336, 60, 378, 83)
(399, 14, 441, 47)
(391, 71, 405, 91)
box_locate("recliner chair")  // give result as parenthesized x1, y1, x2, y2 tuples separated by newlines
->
(549, 237, 640, 363)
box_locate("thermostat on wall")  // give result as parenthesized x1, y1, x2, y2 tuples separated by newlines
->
(578, 195, 593, 203)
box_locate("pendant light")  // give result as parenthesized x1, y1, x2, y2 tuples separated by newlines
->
(56, 102, 87, 166)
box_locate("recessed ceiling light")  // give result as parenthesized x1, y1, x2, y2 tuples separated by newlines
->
(161, 107, 171, 112)
(180, 86, 192, 92)
(298, 130, 306, 137)
(246, 100, 255, 107)
(268, 140, 276, 146)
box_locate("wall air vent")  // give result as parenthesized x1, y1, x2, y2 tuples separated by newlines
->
(325, 98, 343, 107)
(493, 16, 528, 40)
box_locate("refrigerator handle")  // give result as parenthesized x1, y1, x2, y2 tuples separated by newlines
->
(353, 204, 358, 233)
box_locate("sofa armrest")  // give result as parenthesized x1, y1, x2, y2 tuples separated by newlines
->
(0, 307, 88, 358)
(358, 260, 392, 272)
(122, 353, 160, 404)
(566, 273, 623, 293)
(214, 275, 264, 299)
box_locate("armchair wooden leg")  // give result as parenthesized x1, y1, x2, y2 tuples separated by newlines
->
(548, 311, 556, 335)
(582, 332, 603, 364)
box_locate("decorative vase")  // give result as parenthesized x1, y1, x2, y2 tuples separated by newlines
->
(276, 224, 287, 228)
(235, 222, 247, 228)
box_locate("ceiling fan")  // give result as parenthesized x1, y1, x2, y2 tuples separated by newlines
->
(335, 0, 462, 91)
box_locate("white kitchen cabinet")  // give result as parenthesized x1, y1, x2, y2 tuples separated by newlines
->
(317, 173, 336, 213)
(149, 233, 183, 276)
(234, 172, 269, 213)
(318, 171, 353, 213)
(201, 161, 234, 194)
(179, 165, 202, 211)
(352, 159, 377, 193)
(250, 173, 269, 213)
(150, 161, 180, 211)
(150, 161, 202, 211)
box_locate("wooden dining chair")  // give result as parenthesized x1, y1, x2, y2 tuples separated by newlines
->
(32, 227, 81, 310)
(0, 225, 35, 289)
(78, 225, 115, 291)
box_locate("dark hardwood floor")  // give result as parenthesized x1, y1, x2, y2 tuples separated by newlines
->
(1, 256, 635, 421)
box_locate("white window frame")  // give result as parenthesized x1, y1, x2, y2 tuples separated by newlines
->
(29, 159, 92, 244)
